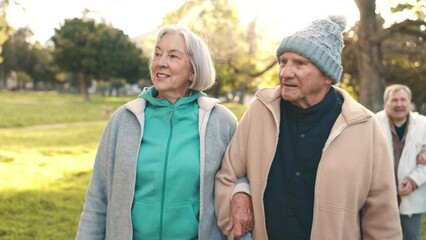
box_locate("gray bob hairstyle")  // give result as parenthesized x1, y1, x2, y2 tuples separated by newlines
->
(152, 25, 216, 91)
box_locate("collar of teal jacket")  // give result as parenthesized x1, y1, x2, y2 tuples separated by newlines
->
(139, 86, 205, 107)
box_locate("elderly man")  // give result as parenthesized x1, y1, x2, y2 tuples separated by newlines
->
(215, 15, 402, 240)
(376, 84, 426, 240)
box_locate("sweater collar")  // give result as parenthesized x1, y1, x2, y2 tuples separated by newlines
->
(283, 87, 341, 122)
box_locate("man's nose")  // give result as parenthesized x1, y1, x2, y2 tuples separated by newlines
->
(280, 64, 294, 79)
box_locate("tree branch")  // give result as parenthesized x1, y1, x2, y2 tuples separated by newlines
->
(374, 20, 426, 42)
(228, 59, 276, 78)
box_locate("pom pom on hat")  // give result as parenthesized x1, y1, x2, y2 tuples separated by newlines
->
(276, 15, 346, 83)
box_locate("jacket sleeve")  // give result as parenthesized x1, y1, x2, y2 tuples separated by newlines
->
(76, 118, 115, 240)
(408, 115, 426, 188)
(214, 103, 254, 238)
(360, 118, 402, 239)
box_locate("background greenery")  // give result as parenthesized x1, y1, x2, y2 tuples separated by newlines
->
(0, 92, 424, 239)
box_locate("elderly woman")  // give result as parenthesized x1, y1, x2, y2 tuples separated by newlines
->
(76, 25, 237, 240)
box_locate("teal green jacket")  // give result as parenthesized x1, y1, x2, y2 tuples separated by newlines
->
(132, 87, 203, 239)
(76, 88, 237, 240)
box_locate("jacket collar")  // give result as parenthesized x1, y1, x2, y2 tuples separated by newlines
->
(255, 85, 371, 126)
(334, 87, 371, 125)
(124, 96, 220, 116)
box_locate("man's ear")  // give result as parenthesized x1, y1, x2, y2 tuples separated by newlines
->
(325, 77, 333, 85)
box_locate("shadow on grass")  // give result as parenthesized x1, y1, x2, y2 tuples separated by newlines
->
(0, 171, 92, 240)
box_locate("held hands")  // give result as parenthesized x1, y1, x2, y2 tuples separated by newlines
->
(227, 192, 254, 239)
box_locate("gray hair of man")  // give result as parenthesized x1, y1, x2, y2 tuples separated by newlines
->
(383, 84, 412, 104)
(151, 25, 216, 91)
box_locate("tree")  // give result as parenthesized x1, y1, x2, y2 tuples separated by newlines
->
(346, 0, 425, 112)
(28, 43, 57, 90)
(0, 0, 17, 88)
(1, 27, 61, 90)
(163, 0, 276, 101)
(52, 18, 148, 101)
(1, 27, 33, 88)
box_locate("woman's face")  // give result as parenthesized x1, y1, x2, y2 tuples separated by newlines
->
(150, 32, 193, 102)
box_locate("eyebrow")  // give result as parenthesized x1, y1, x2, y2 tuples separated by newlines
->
(154, 46, 185, 55)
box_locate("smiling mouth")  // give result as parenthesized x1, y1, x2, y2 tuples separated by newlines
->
(156, 73, 170, 78)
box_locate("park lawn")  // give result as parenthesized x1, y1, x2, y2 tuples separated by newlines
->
(0, 123, 105, 239)
(0, 91, 133, 128)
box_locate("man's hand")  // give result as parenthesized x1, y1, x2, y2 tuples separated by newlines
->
(227, 192, 254, 239)
(398, 178, 415, 196)
(417, 152, 426, 165)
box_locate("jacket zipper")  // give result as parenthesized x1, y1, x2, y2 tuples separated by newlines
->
(159, 105, 174, 239)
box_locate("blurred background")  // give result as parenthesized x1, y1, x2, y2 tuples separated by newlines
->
(0, 0, 425, 239)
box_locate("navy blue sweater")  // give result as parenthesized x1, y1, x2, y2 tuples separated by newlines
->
(264, 88, 342, 240)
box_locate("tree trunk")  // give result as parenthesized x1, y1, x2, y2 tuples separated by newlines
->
(0, 67, 6, 89)
(354, 0, 385, 113)
(239, 82, 247, 104)
(77, 72, 90, 101)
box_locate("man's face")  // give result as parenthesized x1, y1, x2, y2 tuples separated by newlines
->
(385, 89, 411, 125)
(278, 52, 332, 109)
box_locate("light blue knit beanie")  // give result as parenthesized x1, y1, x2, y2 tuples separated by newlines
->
(276, 15, 346, 83)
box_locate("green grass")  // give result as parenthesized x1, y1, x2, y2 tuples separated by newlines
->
(222, 102, 247, 120)
(0, 91, 424, 239)
(0, 91, 129, 239)
(0, 123, 104, 239)
(0, 91, 132, 128)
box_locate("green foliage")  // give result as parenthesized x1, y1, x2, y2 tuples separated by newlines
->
(1, 28, 33, 74)
(28, 43, 57, 89)
(162, 0, 277, 100)
(15, 71, 31, 83)
(342, 0, 426, 113)
(222, 102, 247, 120)
(391, 0, 426, 19)
(0, 27, 58, 90)
(51, 18, 149, 97)
(0, 0, 15, 64)
(382, 32, 426, 113)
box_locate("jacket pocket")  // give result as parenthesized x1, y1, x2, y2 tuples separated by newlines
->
(131, 200, 161, 239)
(162, 202, 199, 239)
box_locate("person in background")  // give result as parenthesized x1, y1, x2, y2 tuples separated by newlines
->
(76, 25, 237, 240)
(215, 15, 402, 240)
(376, 84, 426, 240)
